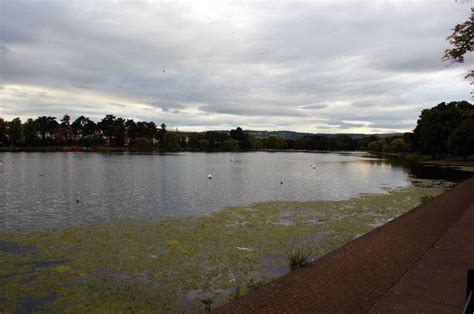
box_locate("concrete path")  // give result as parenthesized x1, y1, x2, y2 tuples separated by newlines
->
(215, 178, 474, 313)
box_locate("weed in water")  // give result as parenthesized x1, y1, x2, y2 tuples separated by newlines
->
(288, 251, 310, 271)
(246, 279, 265, 291)
(200, 297, 213, 313)
(420, 195, 435, 203)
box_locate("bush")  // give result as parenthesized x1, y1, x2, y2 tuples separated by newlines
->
(420, 195, 435, 203)
(200, 298, 212, 312)
(246, 279, 265, 291)
(288, 251, 310, 271)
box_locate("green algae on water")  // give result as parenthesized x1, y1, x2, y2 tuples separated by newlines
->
(0, 181, 451, 312)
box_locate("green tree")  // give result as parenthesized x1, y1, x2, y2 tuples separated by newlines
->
(412, 101, 473, 158)
(0, 118, 7, 145)
(204, 131, 229, 151)
(135, 121, 157, 139)
(230, 127, 252, 150)
(198, 139, 210, 151)
(7, 118, 23, 145)
(266, 136, 288, 149)
(72, 116, 97, 145)
(158, 123, 168, 151)
(125, 119, 138, 140)
(447, 117, 474, 159)
(114, 118, 126, 146)
(59, 114, 72, 144)
(71, 116, 86, 141)
(23, 118, 38, 146)
(230, 127, 245, 142)
(221, 139, 240, 151)
(443, 8, 473, 81)
(166, 132, 181, 152)
(249, 137, 263, 150)
(98, 115, 117, 145)
(367, 139, 385, 152)
(390, 138, 409, 153)
(35, 116, 58, 144)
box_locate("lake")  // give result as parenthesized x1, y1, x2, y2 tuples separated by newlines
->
(0, 151, 430, 232)
(1, 151, 470, 312)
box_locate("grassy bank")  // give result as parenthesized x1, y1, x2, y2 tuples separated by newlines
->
(0, 180, 453, 312)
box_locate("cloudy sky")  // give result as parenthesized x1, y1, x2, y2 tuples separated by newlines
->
(0, 0, 472, 133)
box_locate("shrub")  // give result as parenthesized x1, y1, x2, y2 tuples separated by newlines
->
(420, 195, 435, 203)
(200, 297, 212, 313)
(288, 251, 310, 271)
(246, 279, 265, 291)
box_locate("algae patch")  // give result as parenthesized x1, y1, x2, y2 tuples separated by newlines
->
(0, 181, 450, 312)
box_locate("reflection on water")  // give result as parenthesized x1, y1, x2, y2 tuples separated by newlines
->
(0, 151, 467, 232)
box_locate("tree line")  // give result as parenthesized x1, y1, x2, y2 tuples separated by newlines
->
(0, 115, 174, 151)
(0, 114, 361, 152)
(363, 101, 474, 159)
(0, 100, 472, 158)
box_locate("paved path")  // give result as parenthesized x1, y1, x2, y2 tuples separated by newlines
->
(215, 178, 474, 313)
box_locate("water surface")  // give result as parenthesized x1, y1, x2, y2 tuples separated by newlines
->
(0, 151, 415, 231)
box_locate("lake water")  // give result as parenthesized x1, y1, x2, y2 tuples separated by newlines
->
(0, 151, 435, 232)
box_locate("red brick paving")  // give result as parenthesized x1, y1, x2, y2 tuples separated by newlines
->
(214, 178, 474, 313)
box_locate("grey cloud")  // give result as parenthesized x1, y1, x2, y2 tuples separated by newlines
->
(198, 104, 309, 117)
(0, 0, 472, 132)
(300, 104, 327, 110)
(327, 120, 367, 130)
(351, 101, 378, 108)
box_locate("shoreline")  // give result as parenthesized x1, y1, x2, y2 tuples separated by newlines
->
(0, 146, 359, 154)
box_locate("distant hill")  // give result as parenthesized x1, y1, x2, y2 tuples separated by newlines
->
(183, 129, 404, 140)
(243, 130, 403, 140)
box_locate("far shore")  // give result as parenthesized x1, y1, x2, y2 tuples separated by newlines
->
(1, 146, 473, 167)
(0, 146, 364, 154)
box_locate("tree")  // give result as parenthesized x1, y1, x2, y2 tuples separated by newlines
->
(412, 101, 473, 158)
(114, 118, 126, 146)
(98, 115, 117, 145)
(0, 118, 7, 145)
(230, 127, 245, 142)
(166, 132, 181, 151)
(72, 116, 97, 145)
(230, 127, 252, 150)
(204, 131, 229, 151)
(443, 8, 473, 84)
(133, 121, 157, 140)
(35, 116, 58, 144)
(23, 118, 38, 146)
(198, 139, 210, 151)
(7, 118, 23, 145)
(447, 117, 474, 159)
(221, 139, 240, 151)
(158, 123, 167, 151)
(249, 137, 263, 150)
(334, 134, 354, 151)
(59, 114, 72, 144)
(390, 138, 409, 153)
(367, 139, 385, 152)
(125, 119, 138, 140)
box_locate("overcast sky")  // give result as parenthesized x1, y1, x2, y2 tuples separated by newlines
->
(0, 0, 472, 133)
